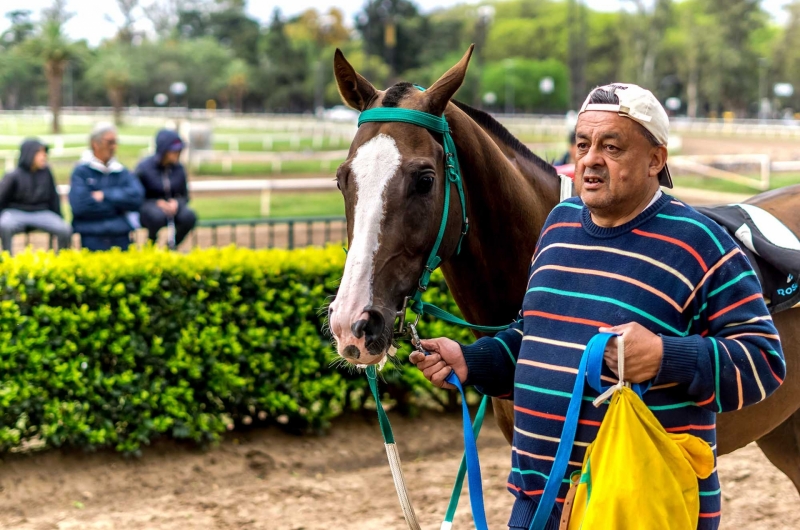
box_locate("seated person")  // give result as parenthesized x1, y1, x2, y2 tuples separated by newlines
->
(0, 139, 72, 254)
(553, 129, 577, 166)
(69, 123, 144, 251)
(135, 129, 197, 249)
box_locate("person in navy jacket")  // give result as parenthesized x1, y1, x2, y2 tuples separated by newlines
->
(134, 129, 197, 249)
(69, 123, 145, 251)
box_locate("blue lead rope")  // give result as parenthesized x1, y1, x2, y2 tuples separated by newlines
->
(446, 371, 489, 530)
(528, 333, 647, 530)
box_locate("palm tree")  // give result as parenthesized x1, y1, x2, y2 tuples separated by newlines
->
(225, 59, 250, 113)
(26, 1, 79, 134)
(87, 45, 144, 125)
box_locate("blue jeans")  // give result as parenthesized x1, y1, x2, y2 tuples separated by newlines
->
(80, 234, 131, 251)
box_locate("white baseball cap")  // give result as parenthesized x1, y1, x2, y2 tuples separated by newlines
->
(579, 83, 673, 188)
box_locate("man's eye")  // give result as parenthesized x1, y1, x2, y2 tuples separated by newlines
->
(606, 145, 619, 152)
(577, 143, 588, 149)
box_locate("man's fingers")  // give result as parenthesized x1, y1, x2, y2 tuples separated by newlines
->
(423, 360, 448, 381)
(413, 353, 441, 371)
(408, 352, 425, 365)
(418, 339, 439, 353)
(430, 365, 453, 388)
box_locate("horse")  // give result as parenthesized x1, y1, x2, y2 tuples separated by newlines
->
(327, 45, 800, 497)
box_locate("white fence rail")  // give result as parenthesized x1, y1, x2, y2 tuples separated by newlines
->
(54, 178, 337, 216)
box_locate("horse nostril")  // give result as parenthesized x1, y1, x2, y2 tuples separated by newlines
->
(352, 319, 368, 339)
(342, 345, 360, 360)
(364, 310, 386, 347)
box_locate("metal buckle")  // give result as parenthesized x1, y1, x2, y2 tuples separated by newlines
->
(394, 296, 421, 337)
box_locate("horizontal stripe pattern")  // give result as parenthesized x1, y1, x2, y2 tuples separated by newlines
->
(461, 194, 784, 530)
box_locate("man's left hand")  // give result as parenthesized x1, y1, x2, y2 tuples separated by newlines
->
(598, 322, 663, 383)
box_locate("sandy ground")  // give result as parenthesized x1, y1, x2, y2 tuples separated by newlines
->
(0, 409, 798, 530)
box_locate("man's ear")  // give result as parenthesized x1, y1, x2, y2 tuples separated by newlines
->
(650, 145, 668, 179)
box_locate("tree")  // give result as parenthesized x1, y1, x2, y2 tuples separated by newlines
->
(355, 0, 428, 79)
(1, 10, 35, 47)
(111, 0, 141, 45)
(86, 44, 145, 124)
(617, 0, 673, 91)
(223, 58, 250, 112)
(481, 58, 569, 113)
(25, 0, 82, 133)
(260, 9, 309, 111)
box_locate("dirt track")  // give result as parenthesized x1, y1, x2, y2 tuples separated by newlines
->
(0, 409, 797, 530)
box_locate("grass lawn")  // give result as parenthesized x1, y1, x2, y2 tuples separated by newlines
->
(177, 191, 343, 220)
(672, 173, 800, 194)
(58, 191, 344, 222)
(195, 159, 342, 177)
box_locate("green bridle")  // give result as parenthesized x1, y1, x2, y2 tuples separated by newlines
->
(356, 103, 509, 530)
(357, 106, 508, 334)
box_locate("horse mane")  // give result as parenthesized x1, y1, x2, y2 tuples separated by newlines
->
(451, 99, 558, 178)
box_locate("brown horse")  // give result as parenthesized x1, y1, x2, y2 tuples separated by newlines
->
(327, 46, 800, 496)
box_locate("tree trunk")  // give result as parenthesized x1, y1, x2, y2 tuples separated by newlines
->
(687, 68, 699, 118)
(108, 86, 126, 126)
(45, 60, 65, 135)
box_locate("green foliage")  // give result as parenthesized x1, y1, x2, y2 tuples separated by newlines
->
(0, 246, 476, 455)
(481, 58, 570, 113)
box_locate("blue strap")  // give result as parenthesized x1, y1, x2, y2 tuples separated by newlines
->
(445, 371, 489, 530)
(528, 332, 622, 530)
(585, 338, 649, 399)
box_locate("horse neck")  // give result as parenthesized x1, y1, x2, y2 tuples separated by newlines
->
(438, 107, 561, 329)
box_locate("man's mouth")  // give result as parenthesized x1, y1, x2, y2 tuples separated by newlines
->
(583, 175, 605, 189)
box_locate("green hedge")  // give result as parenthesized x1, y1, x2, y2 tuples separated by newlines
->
(0, 246, 475, 455)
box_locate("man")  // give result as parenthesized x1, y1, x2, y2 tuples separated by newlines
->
(411, 84, 785, 529)
(134, 129, 196, 248)
(0, 139, 72, 253)
(69, 123, 144, 251)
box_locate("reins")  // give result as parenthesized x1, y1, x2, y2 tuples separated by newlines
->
(355, 101, 575, 529)
(358, 104, 501, 530)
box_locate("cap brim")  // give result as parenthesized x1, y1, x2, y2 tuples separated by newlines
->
(658, 164, 673, 188)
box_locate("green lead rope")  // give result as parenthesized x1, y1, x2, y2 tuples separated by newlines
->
(358, 103, 509, 528)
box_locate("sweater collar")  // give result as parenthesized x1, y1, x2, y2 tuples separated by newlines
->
(581, 191, 671, 238)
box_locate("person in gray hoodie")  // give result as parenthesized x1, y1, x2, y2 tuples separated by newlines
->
(0, 139, 72, 253)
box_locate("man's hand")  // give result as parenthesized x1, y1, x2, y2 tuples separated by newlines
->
(409, 337, 467, 390)
(157, 199, 179, 217)
(598, 322, 663, 383)
(91, 190, 104, 202)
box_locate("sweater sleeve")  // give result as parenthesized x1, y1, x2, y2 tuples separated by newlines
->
(655, 247, 785, 412)
(461, 314, 523, 398)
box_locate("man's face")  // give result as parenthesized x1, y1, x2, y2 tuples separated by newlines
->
(574, 111, 665, 217)
(162, 150, 181, 166)
(31, 148, 48, 171)
(92, 132, 118, 164)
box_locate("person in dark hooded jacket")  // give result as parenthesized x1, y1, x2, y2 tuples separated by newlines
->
(0, 139, 72, 253)
(135, 129, 197, 248)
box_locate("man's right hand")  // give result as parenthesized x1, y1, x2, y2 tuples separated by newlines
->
(409, 337, 468, 390)
(157, 199, 178, 217)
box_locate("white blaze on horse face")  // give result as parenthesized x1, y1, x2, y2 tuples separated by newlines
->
(330, 134, 402, 359)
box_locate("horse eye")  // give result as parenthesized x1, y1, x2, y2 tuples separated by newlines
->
(416, 174, 434, 194)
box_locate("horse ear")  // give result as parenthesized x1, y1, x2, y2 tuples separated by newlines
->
(333, 48, 378, 111)
(424, 45, 474, 116)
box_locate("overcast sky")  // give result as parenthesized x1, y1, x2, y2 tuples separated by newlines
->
(0, 0, 794, 46)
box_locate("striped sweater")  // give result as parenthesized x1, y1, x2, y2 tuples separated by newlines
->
(462, 193, 785, 530)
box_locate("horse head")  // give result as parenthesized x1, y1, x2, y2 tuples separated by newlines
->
(328, 45, 475, 366)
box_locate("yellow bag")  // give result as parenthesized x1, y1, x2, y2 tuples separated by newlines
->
(565, 386, 715, 530)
